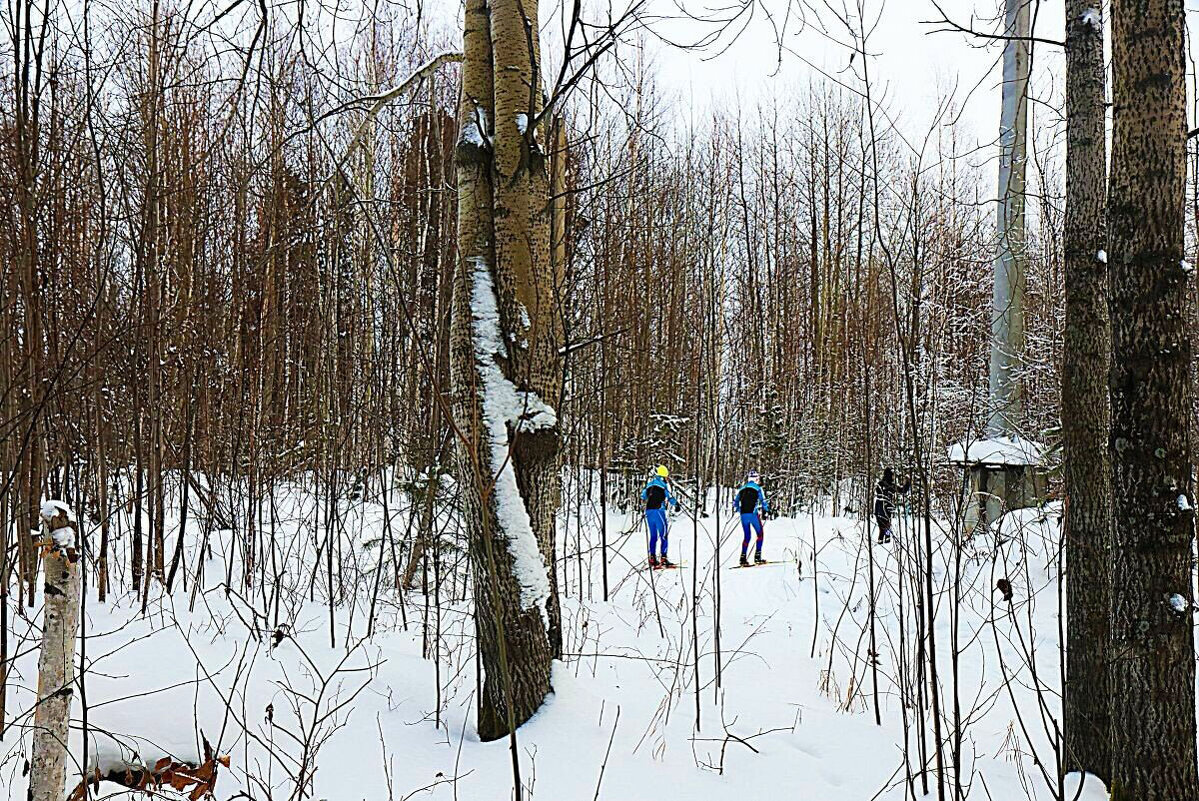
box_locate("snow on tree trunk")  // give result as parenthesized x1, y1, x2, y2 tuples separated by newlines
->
(451, 0, 562, 742)
(1061, 0, 1113, 783)
(1107, 0, 1199, 797)
(29, 501, 81, 801)
(488, 0, 565, 661)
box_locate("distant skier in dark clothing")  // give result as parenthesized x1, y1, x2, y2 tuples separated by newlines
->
(642, 465, 680, 568)
(733, 471, 769, 566)
(874, 467, 909, 544)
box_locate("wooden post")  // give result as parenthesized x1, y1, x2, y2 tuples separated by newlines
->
(29, 501, 81, 801)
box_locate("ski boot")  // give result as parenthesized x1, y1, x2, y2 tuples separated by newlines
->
(754, 552, 766, 565)
(739, 554, 750, 567)
(659, 556, 675, 569)
(648, 554, 659, 569)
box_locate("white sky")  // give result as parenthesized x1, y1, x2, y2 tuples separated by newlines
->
(643, 0, 1060, 156)
(415, 0, 1199, 174)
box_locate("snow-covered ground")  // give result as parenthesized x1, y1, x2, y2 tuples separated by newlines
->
(2, 476, 1099, 800)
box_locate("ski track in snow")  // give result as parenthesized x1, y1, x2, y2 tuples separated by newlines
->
(2, 476, 1096, 800)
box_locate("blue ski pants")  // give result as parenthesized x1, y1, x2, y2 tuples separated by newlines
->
(740, 512, 764, 556)
(647, 509, 669, 556)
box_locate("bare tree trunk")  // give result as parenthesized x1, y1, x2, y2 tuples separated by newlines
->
(1062, 0, 1112, 783)
(489, 0, 564, 662)
(452, 0, 559, 747)
(1108, 0, 1198, 798)
(29, 503, 81, 801)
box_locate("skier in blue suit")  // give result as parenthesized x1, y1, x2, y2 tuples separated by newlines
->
(733, 471, 769, 566)
(642, 465, 680, 568)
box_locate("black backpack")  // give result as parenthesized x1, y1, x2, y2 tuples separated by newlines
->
(645, 484, 667, 510)
(736, 486, 761, 514)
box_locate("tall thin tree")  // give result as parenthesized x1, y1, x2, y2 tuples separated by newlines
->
(1061, 0, 1112, 783)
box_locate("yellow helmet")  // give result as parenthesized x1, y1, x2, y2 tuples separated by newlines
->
(656, 465, 669, 478)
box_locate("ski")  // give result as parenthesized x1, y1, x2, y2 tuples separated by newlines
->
(731, 560, 787, 569)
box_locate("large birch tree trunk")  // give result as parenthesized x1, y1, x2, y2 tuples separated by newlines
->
(29, 502, 81, 801)
(451, 0, 562, 742)
(1107, 0, 1199, 797)
(1061, 0, 1112, 783)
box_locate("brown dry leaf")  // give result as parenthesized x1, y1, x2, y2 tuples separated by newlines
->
(155, 756, 173, 772)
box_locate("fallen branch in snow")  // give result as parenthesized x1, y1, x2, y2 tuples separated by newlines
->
(691, 716, 796, 774)
(591, 706, 620, 801)
(71, 749, 229, 801)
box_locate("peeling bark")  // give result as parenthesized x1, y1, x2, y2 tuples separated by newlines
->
(29, 505, 81, 801)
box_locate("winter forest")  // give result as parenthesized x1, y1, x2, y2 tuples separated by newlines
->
(3, 0, 1199, 797)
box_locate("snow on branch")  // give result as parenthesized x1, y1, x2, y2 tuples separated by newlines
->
(460, 104, 492, 149)
(469, 258, 553, 614)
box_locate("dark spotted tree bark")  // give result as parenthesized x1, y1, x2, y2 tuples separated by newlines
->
(1107, 0, 1199, 798)
(451, 0, 562, 746)
(1061, 0, 1112, 783)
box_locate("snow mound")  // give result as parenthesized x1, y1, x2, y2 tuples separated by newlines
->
(992, 503, 1061, 559)
(947, 435, 1044, 467)
(1063, 771, 1108, 800)
(87, 730, 198, 775)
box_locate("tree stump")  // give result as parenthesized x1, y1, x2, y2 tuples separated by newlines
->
(29, 500, 81, 801)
